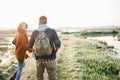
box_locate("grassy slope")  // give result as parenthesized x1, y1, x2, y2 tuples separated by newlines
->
(5, 32, 120, 80)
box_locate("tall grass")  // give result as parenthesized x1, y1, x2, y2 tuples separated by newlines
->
(74, 38, 120, 80)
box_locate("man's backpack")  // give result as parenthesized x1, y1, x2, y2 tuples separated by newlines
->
(34, 30, 52, 57)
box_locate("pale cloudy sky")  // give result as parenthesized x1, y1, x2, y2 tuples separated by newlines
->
(0, 0, 120, 29)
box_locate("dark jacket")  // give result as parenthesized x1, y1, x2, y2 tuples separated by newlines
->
(28, 28, 61, 61)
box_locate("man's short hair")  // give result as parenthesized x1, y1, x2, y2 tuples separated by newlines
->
(39, 16, 47, 25)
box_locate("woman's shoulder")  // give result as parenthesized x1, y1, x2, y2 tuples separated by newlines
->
(16, 33, 26, 39)
(17, 33, 24, 36)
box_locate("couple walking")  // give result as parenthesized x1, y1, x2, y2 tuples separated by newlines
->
(10, 16, 61, 80)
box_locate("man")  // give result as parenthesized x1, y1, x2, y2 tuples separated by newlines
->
(28, 16, 61, 80)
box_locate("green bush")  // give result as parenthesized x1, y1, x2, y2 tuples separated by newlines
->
(0, 61, 17, 80)
(0, 70, 5, 80)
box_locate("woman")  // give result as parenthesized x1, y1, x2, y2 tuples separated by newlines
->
(10, 22, 32, 80)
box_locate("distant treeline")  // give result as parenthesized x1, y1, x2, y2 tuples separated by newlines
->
(81, 30, 118, 37)
(0, 28, 119, 37)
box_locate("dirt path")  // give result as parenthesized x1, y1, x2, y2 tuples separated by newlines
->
(57, 33, 80, 80)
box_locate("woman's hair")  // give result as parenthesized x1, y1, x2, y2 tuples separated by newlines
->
(39, 16, 47, 25)
(17, 22, 28, 43)
(17, 22, 28, 33)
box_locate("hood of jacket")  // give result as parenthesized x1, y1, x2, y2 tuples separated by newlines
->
(17, 23, 28, 44)
(37, 25, 49, 31)
(17, 23, 26, 33)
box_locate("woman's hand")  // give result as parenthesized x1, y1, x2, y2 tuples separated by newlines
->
(25, 54, 29, 59)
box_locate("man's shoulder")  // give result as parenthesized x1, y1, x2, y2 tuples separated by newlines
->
(33, 29, 39, 32)
(47, 28, 56, 32)
(31, 29, 39, 35)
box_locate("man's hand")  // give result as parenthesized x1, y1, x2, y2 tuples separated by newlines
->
(55, 47, 59, 53)
(32, 48, 36, 54)
(28, 48, 33, 52)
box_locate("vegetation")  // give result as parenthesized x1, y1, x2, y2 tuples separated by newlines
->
(0, 61, 17, 80)
(73, 39, 120, 80)
(56, 32, 120, 80)
(0, 31, 120, 80)
(80, 30, 118, 37)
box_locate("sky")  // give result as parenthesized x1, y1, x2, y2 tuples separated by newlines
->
(0, 0, 120, 29)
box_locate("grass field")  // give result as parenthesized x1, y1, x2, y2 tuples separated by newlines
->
(0, 31, 120, 80)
